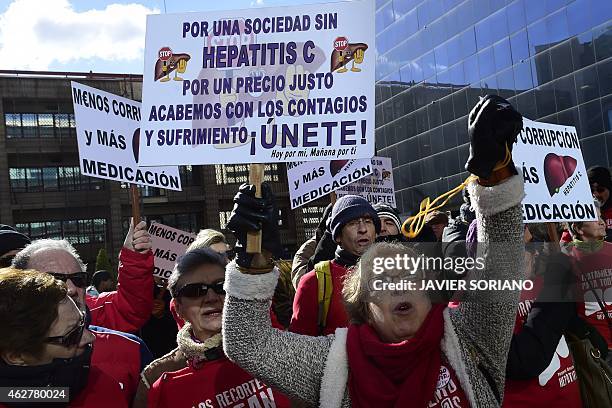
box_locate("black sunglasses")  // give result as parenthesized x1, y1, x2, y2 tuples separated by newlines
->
(592, 186, 607, 194)
(48, 272, 89, 289)
(177, 281, 225, 298)
(46, 312, 86, 348)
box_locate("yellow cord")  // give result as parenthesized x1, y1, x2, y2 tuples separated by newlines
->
(401, 144, 511, 239)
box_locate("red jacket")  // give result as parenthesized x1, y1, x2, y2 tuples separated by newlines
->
(0, 367, 127, 408)
(147, 356, 290, 408)
(290, 260, 349, 336)
(91, 325, 153, 404)
(87, 248, 154, 333)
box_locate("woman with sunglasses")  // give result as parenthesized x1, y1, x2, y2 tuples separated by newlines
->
(134, 248, 289, 408)
(0, 268, 127, 407)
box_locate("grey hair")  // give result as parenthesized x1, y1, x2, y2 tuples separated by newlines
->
(167, 247, 226, 299)
(187, 229, 226, 252)
(343, 241, 425, 324)
(12, 239, 86, 272)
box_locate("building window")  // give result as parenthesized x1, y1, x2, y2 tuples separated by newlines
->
(144, 213, 198, 233)
(16, 218, 106, 243)
(4, 113, 76, 138)
(10, 166, 103, 192)
(302, 205, 327, 238)
(219, 210, 232, 230)
(180, 165, 193, 185)
(214, 164, 280, 185)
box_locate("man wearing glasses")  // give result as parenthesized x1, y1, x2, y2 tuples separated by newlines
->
(290, 194, 380, 336)
(588, 166, 612, 242)
(10, 219, 154, 405)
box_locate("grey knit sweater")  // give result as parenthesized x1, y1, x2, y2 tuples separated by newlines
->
(223, 174, 525, 408)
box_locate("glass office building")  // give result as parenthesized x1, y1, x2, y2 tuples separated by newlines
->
(374, 0, 612, 215)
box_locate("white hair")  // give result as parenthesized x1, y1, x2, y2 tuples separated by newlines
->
(12, 239, 86, 272)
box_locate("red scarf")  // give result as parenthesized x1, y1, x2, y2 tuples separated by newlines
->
(346, 305, 446, 408)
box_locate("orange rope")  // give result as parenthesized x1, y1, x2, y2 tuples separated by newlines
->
(401, 144, 511, 239)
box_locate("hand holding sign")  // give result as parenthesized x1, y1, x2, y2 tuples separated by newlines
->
(124, 219, 152, 254)
(227, 182, 285, 271)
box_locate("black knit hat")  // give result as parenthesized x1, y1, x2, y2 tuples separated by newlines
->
(329, 195, 380, 239)
(587, 166, 612, 192)
(373, 203, 401, 232)
(0, 225, 31, 258)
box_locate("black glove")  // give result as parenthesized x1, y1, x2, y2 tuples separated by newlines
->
(315, 203, 334, 242)
(227, 183, 285, 267)
(466, 95, 522, 179)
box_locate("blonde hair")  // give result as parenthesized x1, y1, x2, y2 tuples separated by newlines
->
(187, 229, 226, 252)
(342, 242, 424, 324)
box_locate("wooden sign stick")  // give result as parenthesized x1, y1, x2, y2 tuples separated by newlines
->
(247, 164, 264, 253)
(130, 184, 141, 226)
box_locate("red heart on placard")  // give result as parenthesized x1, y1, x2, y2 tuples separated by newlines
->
(543, 153, 577, 196)
(330, 160, 349, 177)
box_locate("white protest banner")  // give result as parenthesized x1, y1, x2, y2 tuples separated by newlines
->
(287, 158, 372, 209)
(148, 222, 196, 279)
(336, 156, 396, 207)
(71, 82, 182, 190)
(514, 118, 597, 223)
(138, 0, 375, 166)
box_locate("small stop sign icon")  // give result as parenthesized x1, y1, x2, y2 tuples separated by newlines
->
(158, 47, 173, 61)
(334, 37, 348, 51)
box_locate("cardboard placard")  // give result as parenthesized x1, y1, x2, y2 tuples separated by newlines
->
(148, 222, 196, 279)
(336, 156, 395, 207)
(138, 0, 375, 165)
(287, 158, 372, 208)
(515, 118, 597, 223)
(72, 82, 182, 190)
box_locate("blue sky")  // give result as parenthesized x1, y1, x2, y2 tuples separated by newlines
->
(0, 0, 342, 74)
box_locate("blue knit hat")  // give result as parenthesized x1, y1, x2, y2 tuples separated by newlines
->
(329, 195, 380, 239)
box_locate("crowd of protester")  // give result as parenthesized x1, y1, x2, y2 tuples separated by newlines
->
(0, 95, 611, 407)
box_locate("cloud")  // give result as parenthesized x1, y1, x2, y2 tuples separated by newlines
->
(0, 0, 159, 70)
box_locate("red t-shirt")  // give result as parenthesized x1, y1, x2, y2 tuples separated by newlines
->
(571, 242, 612, 347)
(147, 356, 290, 408)
(427, 364, 470, 407)
(290, 260, 349, 336)
(503, 277, 581, 407)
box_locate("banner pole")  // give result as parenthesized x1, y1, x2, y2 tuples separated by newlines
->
(130, 184, 141, 226)
(247, 164, 264, 253)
